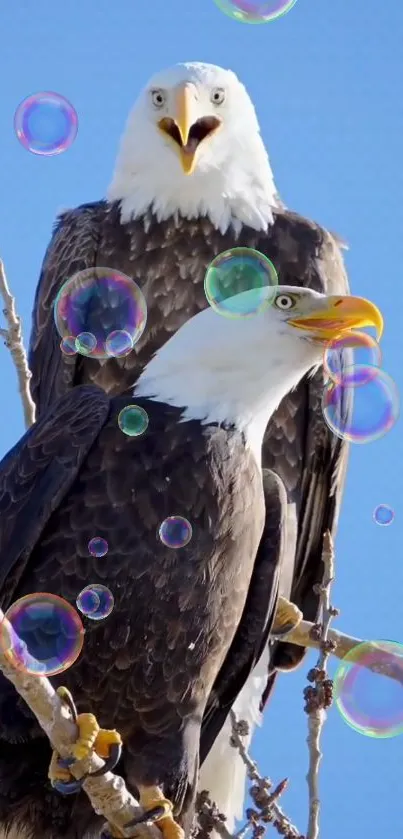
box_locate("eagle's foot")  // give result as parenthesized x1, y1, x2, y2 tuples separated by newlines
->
(121, 786, 184, 839)
(49, 686, 122, 795)
(272, 596, 303, 637)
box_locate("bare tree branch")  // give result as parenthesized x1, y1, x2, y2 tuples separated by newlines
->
(0, 609, 158, 839)
(0, 259, 35, 428)
(275, 618, 403, 684)
(303, 532, 336, 839)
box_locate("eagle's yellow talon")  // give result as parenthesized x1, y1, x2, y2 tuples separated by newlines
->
(94, 728, 122, 759)
(70, 712, 100, 760)
(138, 786, 185, 839)
(272, 595, 303, 636)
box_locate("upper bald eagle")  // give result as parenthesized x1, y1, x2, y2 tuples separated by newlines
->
(28, 62, 352, 825)
(0, 288, 382, 839)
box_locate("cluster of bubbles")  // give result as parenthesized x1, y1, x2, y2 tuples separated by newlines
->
(0, 593, 84, 676)
(158, 516, 193, 549)
(373, 504, 395, 527)
(321, 331, 399, 444)
(204, 247, 278, 318)
(76, 584, 114, 620)
(334, 640, 403, 738)
(14, 92, 78, 156)
(118, 405, 149, 437)
(55, 268, 147, 360)
(213, 0, 297, 24)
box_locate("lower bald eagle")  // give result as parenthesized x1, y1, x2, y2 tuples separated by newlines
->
(0, 288, 381, 839)
(28, 62, 355, 822)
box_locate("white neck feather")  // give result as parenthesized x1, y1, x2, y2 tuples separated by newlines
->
(134, 307, 320, 466)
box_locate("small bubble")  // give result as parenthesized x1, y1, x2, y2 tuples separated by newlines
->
(76, 587, 101, 617)
(14, 92, 78, 156)
(373, 504, 394, 526)
(118, 405, 149, 437)
(88, 537, 108, 557)
(105, 330, 134, 358)
(75, 332, 97, 356)
(159, 516, 193, 549)
(78, 585, 114, 621)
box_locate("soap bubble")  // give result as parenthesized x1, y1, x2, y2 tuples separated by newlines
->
(373, 504, 394, 526)
(323, 331, 381, 387)
(54, 268, 147, 359)
(204, 248, 278, 318)
(334, 640, 403, 738)
(159, 516, 193, 548)
(213, 0, 298, 24)
(118, 405, 149, 437)
(0, 593, 84, 676)
(14, 91, 78, 155)
(88, 537, 108, 557)
(322, 367, 399, 443)
(77, 585, 114, 621)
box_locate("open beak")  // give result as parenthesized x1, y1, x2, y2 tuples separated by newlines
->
(288, 294, 383, 342)
(158, 82, 221, 175)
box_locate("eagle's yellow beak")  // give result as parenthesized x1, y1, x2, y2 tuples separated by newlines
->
(158, 83, 221, 175)
(288, 295, 383, 342)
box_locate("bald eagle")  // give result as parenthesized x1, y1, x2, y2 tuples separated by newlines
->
(29, 62, 352, 825)
(0, 288, 381, 839)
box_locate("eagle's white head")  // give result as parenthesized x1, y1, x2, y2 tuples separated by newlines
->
(107, 62, 280, 234)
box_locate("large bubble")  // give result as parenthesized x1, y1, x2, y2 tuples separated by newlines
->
(14, 92, 78, 156)
(322, 366, 399, 443)
(204, 248, 278, 318)
(54, 268, 147, 359)
(213, 0, 298, 23)
(334, 640, 403, 738)
(0, 593, 84, 676)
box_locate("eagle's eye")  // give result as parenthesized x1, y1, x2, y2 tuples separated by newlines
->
(210, 87, 225, 106)
(150, 88, 166, 109)
(274, 294, 296, 310)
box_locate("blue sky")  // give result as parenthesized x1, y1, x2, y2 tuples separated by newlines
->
(1, 0, 403, 836)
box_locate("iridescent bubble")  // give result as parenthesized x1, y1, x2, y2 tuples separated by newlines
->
(323, 331, 382, 387)
(54, 268, 147, 360)
(334, 640, 403, 738)
(159, 516, 193, 549)
(76, 587, 101, 617)
(0, 593, 84, 677)
(60, 336, 76, 356)
(212, 0, 297, 23)
(322, 366, 399, 443)
(204, 248, 278, 318)
(75, 332, 97, 356)
(105, 329, 134, 358)
(373, 504, 395, 526)
(14, 92, 78, 156)
(118, 405, 149, 437)
(78, 585, 114, 621)
(88, 537, 108, 557)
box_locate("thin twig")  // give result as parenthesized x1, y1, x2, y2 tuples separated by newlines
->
(0, 609, 159, 839)
(303, 532, 336, 839)
(0, 259, 36, 428)
(229, 711, 302, 839)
